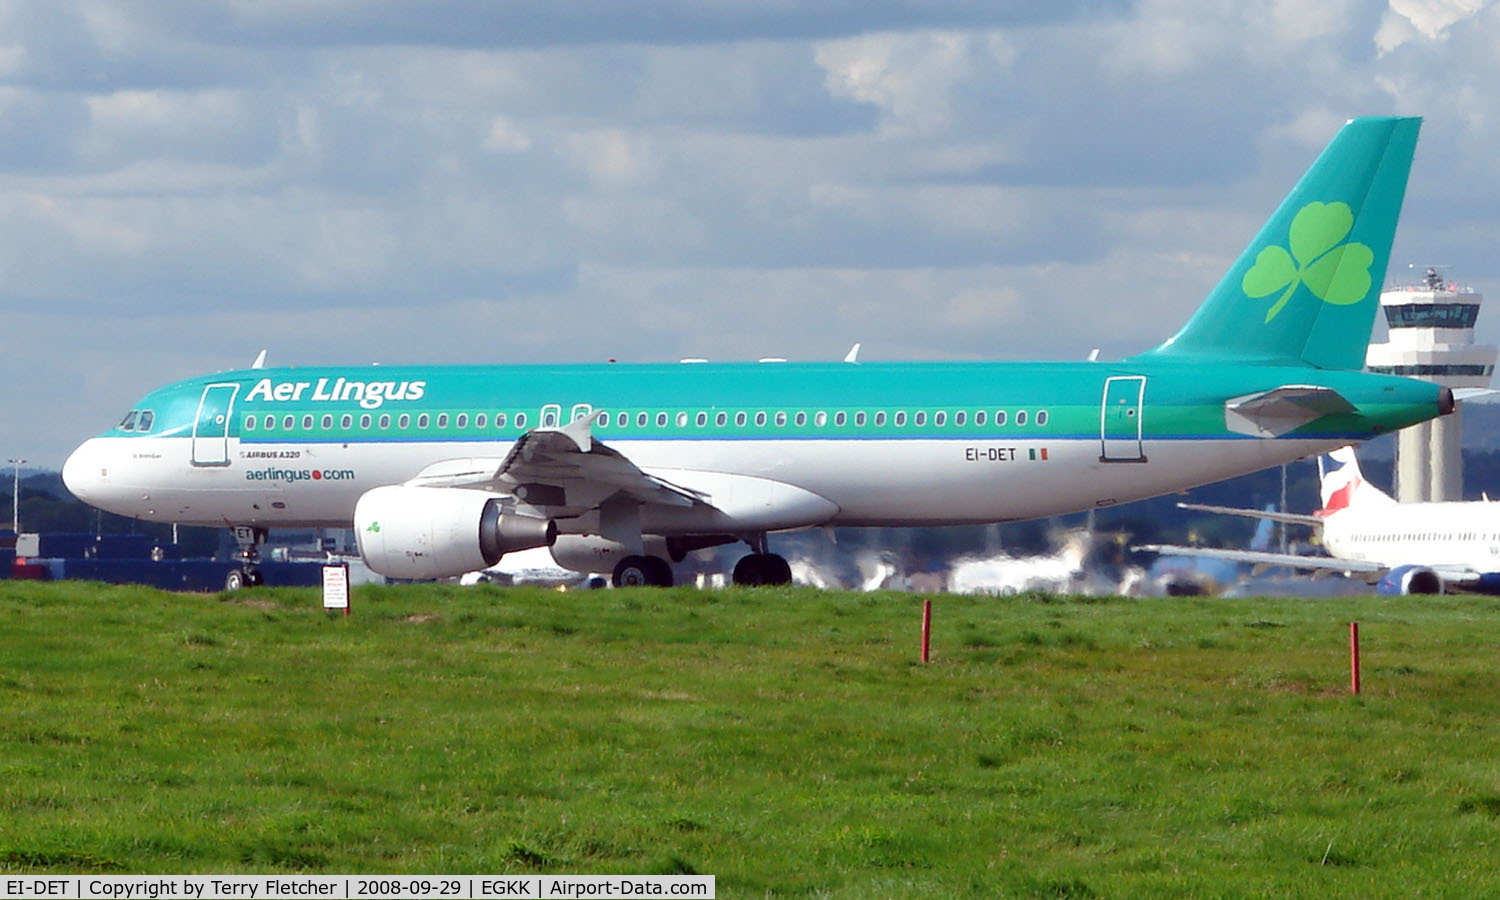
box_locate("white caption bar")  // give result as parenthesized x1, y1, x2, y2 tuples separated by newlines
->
(0, 876, 714, 900)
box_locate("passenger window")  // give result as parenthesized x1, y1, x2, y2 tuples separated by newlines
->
(696, 412, 707, 427)
(955, 411, 965, 426)
(735, 412, 747, 427)
(637, 412, 648, 427)
(437, 413, 449, 428)
(895, 412, 906, 427)
(477, 414, 488, 428)
(360, 414, 372, 429)
(541, 406, 560, 428)
(1016, 411, 1028, 426)
(496, 413, 507, 428)
(342, 414, 353, 429)
(616, 412, 627, 427)
(398, 414, 410, 429)
(716, 412, 727, 427)
(265, 415, 276, 430)
(304, 415, 315, 430)
(1037, 410, 1049, 426)
(656, 412, 668, 428)
(934, 411, 946, 426)
(283, 415, 295, 430)
(855, 411, 867, 427)
(976, 411, 986, 426)
(418, 414, 430, 429)
(677, 412, 689, 427)
(755, 412, 767, 427)
(795, 412, 807, 427)
(814, 411, 827, 427)
(834, 412, 847, 426)
(875, 411, 887, 426)
(515, 413, 527, 427)
(995, 410, 1007, 426)
(914, 411, 927, 426)
(379, 414, 391, 429)
(137, 411, 154, 432)
(595, 411, 607, 427)
(244, 415, 256, 431)
(322, 414, 333, 429)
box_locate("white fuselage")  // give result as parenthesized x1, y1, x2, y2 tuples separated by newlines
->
(64, 432, 1344, 534)
(1322, 501, 1500, 571)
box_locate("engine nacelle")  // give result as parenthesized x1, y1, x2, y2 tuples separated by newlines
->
(354, 485, 556, 580)
(1377, 565, 1443, 595)
(550, 534, 668, 575)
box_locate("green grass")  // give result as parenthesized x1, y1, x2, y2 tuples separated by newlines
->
(3, 581, 1500, 897)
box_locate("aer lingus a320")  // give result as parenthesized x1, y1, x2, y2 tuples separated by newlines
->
(64, 116, 1455, 588)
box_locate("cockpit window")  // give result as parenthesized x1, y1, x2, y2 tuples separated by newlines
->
(118, 411, 138, 431)
(136, 411, 154, 432)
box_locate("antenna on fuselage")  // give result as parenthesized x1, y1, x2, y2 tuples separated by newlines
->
(251, 349, 268, 369)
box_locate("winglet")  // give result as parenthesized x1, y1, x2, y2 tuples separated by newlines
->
(251, 349, 268, 369)
(844, 343, 862, 363)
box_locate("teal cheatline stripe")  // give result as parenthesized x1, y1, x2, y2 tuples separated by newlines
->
(1137, 117, 1420, 370)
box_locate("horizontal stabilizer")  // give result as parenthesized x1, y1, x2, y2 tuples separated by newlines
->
(1134, 543, 1386, 576)
(1224, 385, 1356, 438)
(1176, 501, 1324, 528)
(1453, 387, 1500, 403)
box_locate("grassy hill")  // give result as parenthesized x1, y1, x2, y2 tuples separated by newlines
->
(3, 582, 1499, 896)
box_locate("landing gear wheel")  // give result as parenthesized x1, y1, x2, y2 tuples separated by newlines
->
(645, 556, 674, 587)
(612, 555, 675, 588)
(732, 552, 793, 586)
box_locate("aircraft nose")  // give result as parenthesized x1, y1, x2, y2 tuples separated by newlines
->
(62, 439, 106, 503)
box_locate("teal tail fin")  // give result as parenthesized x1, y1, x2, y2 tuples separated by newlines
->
(1138, 116, 1420, 369)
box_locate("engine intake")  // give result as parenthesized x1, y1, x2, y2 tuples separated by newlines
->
(355, 485, 556, 580)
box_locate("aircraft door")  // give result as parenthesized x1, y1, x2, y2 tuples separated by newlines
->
(192, 383, 239, 467)
(1100, 376, 1146, 463)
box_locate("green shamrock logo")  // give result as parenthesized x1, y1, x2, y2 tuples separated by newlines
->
(1241, 201, 1374, 323)
(366, 521, 381, 533)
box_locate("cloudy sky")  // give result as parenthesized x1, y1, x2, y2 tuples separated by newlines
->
(4, 0, 1499, 467)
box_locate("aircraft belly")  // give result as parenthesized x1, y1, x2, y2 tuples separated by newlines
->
(613, 437, 1343, 527)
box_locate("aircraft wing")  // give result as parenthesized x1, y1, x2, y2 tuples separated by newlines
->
(1176, 502, 1324, 527)
(1134, 544, 1387, 578)
(406, 416, 707, 516)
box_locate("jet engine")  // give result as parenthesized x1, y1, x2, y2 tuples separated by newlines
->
(1377, 565, 1443, 595)
(354, 485, 556, 579)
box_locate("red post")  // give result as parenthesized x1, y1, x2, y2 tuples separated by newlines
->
(1349, 621, 1361, 695)
(921, 599, 932, 664)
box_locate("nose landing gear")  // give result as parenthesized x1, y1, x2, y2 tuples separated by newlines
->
(225, 525, 267, 590)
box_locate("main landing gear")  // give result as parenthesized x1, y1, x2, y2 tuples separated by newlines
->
(732, 553, 792, 586)
(612, 555, 674, 588)
(225, 525, 267, 591)
(607, 535, 794, 588)
(731, 534, 792, 586)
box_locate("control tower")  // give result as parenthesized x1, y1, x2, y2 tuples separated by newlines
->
(1366, 267, 1496, 501)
